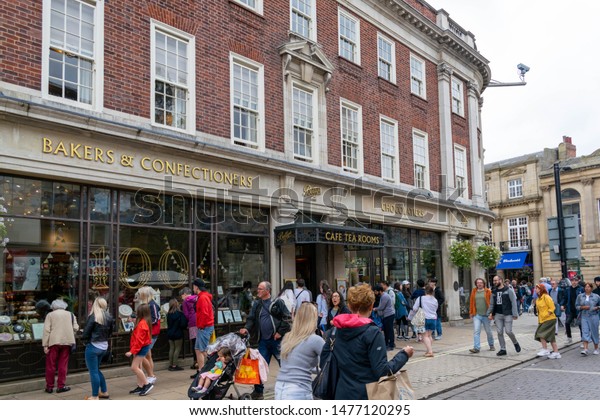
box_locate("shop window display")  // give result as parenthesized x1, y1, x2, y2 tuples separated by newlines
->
(1, 218, 80, 343)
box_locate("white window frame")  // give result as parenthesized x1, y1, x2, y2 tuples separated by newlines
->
(232, 0, 263, 15)
(340, 99, 363, 174)
(377, 33, 395, 83)
(338, 9, 360, 65)
(451, 77, 464, 116)
(292, 82, 318, 162)
(380, 116, 399, 183)
(41, 0, 104, 110)
(150, 21, 196, 134)
(508, 178, 523, 199)
(230, 53, 265, 151)
(412, 130, 429, 190)
(508, 217, 529, 250)
(290, 0, 317, 41)
(454, 145, 468, 198)
(410, 54, 426, 98)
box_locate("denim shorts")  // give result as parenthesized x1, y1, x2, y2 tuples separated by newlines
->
(425, 319, 436, 331)
(195, 326, 214, 352)
(149, 336, 158, 349)
(136, 344, 151, 357)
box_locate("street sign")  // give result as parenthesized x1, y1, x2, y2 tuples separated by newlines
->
(548, 215, 580, 261)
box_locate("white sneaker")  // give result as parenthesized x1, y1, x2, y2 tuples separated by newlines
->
(593, 349, 599, 355)
(581, 349, 588, 356)
(548, 352, 561, 359)
(566, 337, 573, 344)
(536, 349, 550, 357)
(580, 343, 585, 348)
(147, 376, 157, 384)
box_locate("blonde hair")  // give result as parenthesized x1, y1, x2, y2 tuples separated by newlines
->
(90, 297, 107, 325)
(347, 284, 375, 314)
(136, 286, 152, 304)
(280, 303, 318, 360)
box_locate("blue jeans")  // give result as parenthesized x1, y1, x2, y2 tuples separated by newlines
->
(472, 314, 494, 350)
(255, 337, 281, 394)
(581, 314, 600, 345)
(275, 381, 313, 400)
(435, 317, 443, 336)
(84, 344, 107, 397)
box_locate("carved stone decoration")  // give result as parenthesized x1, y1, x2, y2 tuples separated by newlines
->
(437, 62, 453, 79)
(581, 177, 595, 186)
(279, 36, 334, 92)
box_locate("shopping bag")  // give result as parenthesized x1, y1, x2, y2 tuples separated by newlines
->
(209, 330, 216, 344)
(234, 350, 261, 385)
(366, 370, 415, 400)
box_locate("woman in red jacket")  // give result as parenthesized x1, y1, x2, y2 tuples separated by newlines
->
(125, 304, 153, 396)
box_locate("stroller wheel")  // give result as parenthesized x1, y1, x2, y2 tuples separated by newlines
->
(240, 393, 252, 400)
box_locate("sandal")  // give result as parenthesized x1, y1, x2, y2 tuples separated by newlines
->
(84, 396, 99, 400)
(99, 392, 110, 399)
(424, 353, 434, 357)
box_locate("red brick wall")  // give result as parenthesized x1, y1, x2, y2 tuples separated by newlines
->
(0, 0, 473, 194)
(0, 1, 43, 89)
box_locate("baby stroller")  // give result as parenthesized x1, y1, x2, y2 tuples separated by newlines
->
(188, 332, 252, 400)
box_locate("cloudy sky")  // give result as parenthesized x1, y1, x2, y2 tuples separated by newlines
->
(431, 0, 600, 164)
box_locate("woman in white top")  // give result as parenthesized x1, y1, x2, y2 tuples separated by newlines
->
(278, 281, 297, 319)
(275, 302, 324, 399)
(411, 285, 438, 357)
(316, 280, 331, 333)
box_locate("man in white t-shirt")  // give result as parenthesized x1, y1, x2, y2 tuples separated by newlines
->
(294, 278, 312, 312)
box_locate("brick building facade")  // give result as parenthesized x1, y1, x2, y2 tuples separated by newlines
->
(0, 0, 494, 381)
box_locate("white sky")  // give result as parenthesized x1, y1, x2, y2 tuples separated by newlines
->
(430, 0, 600, 164)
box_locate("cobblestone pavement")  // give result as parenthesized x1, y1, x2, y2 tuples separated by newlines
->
(430, 345, 600, 400)
(0, 313, 581, 400)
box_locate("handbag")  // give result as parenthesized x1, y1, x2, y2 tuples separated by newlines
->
(366, 369, 415, 400)
(312, 328, 338, 400)
(234, 349, 261, 385)
(100, 348, 113, 364)
(70, 313, 77, 353)
(411, 297, 426, 328)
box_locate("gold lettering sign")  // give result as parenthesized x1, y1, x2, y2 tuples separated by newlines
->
(42, 137, 253, 188)
(303, 185, 322, 198)
(323, 230, 381, 245)
(381, 202, 425, 218)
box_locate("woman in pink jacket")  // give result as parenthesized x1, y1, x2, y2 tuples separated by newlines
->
(180, 287, 198, 370)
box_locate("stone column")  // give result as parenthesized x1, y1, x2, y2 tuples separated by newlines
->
(467, 81, 484, 207)
(443, 230, 462, 324)
(581, 178, 596, 243)
(437, 63, 454, 198)
(528, 211, 542, 281)
(492, 217, 504, 278)
(272, 175, 298, 293)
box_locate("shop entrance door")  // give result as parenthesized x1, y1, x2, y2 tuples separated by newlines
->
(295, 244, 317, 298)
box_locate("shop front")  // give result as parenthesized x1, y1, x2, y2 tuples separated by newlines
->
(0, 173, 272, 382)
(274, 222, 444, 310)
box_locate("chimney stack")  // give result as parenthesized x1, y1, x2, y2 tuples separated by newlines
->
(558, 135, 576, 160)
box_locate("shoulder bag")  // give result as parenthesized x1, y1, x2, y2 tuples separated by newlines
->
(412, 297, 426, 328)
(312, 328, 338, 400)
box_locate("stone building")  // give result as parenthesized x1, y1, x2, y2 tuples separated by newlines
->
(485, 137, 599, 283)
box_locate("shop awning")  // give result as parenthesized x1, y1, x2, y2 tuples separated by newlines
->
(274, 223, 385, 248)
(496, 252, 529, 269)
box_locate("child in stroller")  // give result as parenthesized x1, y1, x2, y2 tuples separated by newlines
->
(192, 348, 233, 396)
(188, 333, 251, 400)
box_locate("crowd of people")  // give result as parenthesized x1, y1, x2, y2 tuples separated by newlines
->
(468, 275, 600, 360)
(40, 274, 599, 401)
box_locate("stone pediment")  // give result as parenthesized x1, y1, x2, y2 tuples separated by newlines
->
(279, 35, 334, 90)
(500, 168, 526, 177)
